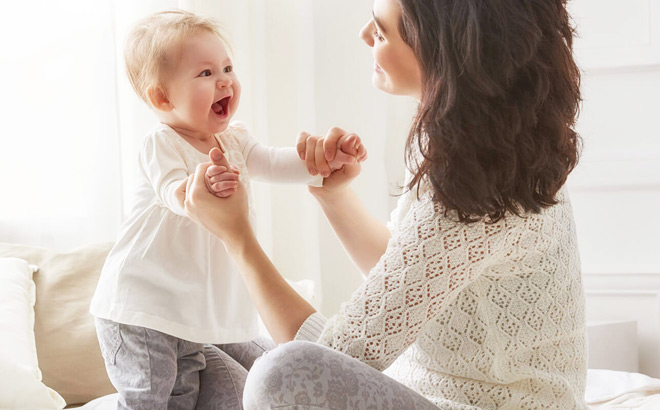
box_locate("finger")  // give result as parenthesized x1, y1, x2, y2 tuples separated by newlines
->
(322, 127, 347, 161)
(209, 147, 230, 168)
(207, 165, 228, 177)
(190, 162, 212, 203)
(333, 149, 357, 165)
(186, 173, 193, 193)
(215, 187, 237, 198)
(229, 165, 240, 174)
(211, 180, 239, 192)
(339, 133, 359, 156)
(296, 131, 311, 160)
(210, 172, 239, 185)
(315, 138, 331, 178)
(305, 136, 319, 175)
(204, 168, 215, 193)
(356, 143, 368, 162)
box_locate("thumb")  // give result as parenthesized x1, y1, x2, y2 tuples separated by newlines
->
(209, 147, 228, 167)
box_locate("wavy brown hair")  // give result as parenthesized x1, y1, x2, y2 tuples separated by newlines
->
(398, 0, 581, 222)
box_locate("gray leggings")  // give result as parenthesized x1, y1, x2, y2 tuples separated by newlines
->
(95, 316, 272, 410)
(200, 339, 439, 410)
(196, 338, 275, 409)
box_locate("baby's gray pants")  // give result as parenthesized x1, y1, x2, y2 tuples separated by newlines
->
(95, 317, 272, 410)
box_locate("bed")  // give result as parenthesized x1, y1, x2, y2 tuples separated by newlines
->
(1, 242, 659, 409)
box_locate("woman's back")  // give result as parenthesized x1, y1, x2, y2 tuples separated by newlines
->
(379, 188, 587, 409)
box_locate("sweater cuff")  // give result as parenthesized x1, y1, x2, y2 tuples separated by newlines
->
(308, 174, 323, 188)
(294, 312, 327, 342)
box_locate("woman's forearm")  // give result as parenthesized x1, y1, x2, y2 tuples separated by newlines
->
(225, 230, 317, 344)
(313, 188, 390, 276)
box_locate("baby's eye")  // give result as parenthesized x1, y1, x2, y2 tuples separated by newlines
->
(199, 69, 212, 77)
(223, 66, 233, 73)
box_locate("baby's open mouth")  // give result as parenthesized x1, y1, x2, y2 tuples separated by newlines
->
(212, 97, 230, 116)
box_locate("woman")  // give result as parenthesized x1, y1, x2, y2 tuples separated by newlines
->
(182, 0, 586, 408)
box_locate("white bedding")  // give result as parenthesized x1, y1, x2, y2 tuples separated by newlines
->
(587, 369, 660, 409)
(69, 369, 660, 409)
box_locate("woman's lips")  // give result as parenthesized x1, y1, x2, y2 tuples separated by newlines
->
(374, 63, 382, 73)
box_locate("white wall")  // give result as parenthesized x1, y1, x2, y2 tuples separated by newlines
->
(567, 0, 660, 376)
(2, 1, 659, 370)
(193, 0, 417, 315)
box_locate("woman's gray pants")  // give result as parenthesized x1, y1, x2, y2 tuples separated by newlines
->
(241, 340, 439, 410)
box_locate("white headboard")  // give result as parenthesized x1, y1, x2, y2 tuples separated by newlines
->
(584, 272, 660, 377)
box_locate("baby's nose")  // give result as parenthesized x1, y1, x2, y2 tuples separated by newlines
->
(217, 75, 231, 88)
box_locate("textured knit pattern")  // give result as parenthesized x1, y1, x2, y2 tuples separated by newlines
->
(314, 185, 587, 409)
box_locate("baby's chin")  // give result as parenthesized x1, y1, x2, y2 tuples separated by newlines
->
(209, 122, 231, 135)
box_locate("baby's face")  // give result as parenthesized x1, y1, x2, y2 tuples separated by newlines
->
(161, 31, 240, 136)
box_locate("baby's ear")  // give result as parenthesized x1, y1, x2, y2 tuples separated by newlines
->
(147, 85, 172, 112)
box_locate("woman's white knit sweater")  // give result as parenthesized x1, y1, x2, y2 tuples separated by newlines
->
(296, 184, 587, 409)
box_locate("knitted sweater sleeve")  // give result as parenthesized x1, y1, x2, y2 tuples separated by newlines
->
(312, 191, 488, 371)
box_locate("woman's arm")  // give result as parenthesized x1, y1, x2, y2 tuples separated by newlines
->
(312, 187, 391, 276)
(181, 157, 315, 344)
(297, 128, 390, 275)
(226, 229, 317, 343)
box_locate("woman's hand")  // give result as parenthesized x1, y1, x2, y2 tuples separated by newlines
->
(178, 148, 253, 249)
(296, 127, 363, 200)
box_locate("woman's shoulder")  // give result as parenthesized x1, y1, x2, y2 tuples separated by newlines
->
(396, 185, 574, 245)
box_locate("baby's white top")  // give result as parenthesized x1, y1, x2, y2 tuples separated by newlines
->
(296, 179, 587, 409)
(90, 122, 320, 343)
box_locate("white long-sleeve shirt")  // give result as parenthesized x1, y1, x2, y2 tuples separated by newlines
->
(295, 182, 588, 409)
(90, 122, 320, 343)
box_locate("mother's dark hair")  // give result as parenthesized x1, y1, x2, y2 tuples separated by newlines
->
(399, 0, 581, 222)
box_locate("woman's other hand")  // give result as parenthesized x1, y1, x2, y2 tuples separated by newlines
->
(296, 127, 364, 199)
(179, 148, 252, 248)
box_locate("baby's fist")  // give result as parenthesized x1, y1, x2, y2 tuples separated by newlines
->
(329, 133, 368, 170)
(206, 147, 240, 198)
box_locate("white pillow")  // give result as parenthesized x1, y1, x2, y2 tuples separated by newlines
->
(72, 393, 118, 410)
(0, 257, 66, 410)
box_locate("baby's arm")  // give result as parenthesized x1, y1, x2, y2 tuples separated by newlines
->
(141, 132, 192, 216)
(245, 144, 323, 185)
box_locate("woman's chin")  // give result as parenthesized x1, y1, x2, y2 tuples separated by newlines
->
(371, 75, 390, 94)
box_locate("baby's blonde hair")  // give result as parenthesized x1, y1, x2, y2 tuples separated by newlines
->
(124, 10, 226, 105)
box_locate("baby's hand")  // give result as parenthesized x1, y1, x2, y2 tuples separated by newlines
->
(205, 148, 240, 198)
(296, 128, 368, 178)
(328, 133, 367, 171)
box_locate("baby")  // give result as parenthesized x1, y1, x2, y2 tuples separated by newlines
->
(89, 10, 365, 409)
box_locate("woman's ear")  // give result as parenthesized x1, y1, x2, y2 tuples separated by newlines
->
(147, 85, 173, 112)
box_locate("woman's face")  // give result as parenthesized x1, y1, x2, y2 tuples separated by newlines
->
(360, 0, 422, 99)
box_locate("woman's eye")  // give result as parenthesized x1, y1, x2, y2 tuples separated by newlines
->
(199, 69, 212, 77)
(224, 66, 233, 73)
(374, 31, 384, 41)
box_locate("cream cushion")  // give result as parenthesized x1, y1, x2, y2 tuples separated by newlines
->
(0, 257, 66, 409)
(0, 242, 115, 406)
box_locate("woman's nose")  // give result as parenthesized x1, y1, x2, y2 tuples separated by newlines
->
(359, 21, 373, 47)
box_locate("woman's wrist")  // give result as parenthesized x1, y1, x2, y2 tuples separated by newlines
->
(310, 186, 352, 208)
(222, 225, 259, 258)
